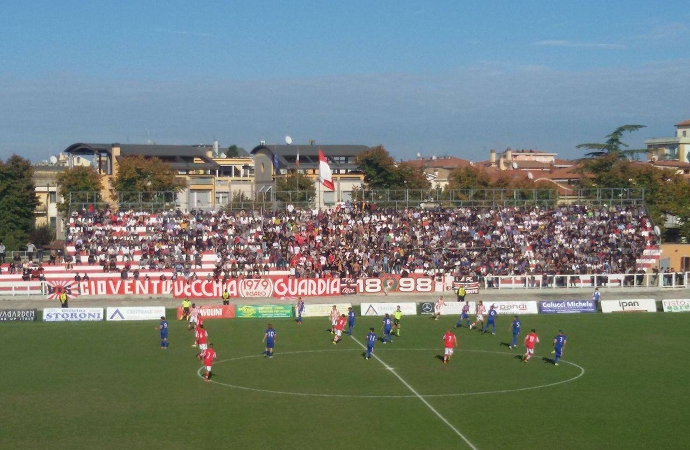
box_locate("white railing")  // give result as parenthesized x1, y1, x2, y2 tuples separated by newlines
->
(482, 273, 687, 289)
(0, 281, 46, 296)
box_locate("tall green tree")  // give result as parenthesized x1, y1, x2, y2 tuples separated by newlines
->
(55, 166, 104, 213)
(355, 145, 399, 189)
(226, 145, 240, 158)
(112, 156, 187, 206)
(577, 124, 647, 159)
(0, 155, 39, 250)
(275, 173, 315, 205)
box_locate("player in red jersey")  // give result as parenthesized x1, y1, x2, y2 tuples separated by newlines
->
(200, 343, 217, 381)
(194, 324, 209, 353)
(523, 328, 540, 363)
(442, 329, 457, 364)
(333, 314, 347, 344)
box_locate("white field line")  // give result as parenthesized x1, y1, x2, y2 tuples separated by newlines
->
(349, 335, 479, 450)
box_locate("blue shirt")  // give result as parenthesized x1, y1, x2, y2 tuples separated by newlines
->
(511, 319, 521, 334)
(366, 332, 377, 347)
(487, 309, 497, 321)
(297, 301, 304, 314)
(554, 334, 567, 349)
(382, 317, 392, 331)
(265, 329, 277, 345)
(348, 310, 356, 324)
(159, 320, 168, 337)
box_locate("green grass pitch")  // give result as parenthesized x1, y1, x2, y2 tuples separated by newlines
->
(1, 309, 689, 450)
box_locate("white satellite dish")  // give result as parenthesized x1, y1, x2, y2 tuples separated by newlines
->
(511, 161, 518, 169)
(49, 155, 58, 164)
(285, 136, 292, 145)
(654, 225, 661, 236)
(527, 172, 533, 180)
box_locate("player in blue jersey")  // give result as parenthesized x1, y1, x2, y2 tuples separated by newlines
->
(296, 297, 305, 324)
(483, 304, 498, 335)
(156, 316, 169, 349)
(552, 330, 567, 366)
(365, 327, 377, 360)
(508, 315, 521, 349)
(262, 324, 277, 358)
(455, 301, 471, 328)
(381, 313, 393, 343)
(347, 307, 356, 335)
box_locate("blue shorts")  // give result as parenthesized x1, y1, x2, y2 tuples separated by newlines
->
(266, 341, 275, 349)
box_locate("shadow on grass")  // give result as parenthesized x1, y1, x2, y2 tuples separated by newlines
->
(541, 356, 556, 365)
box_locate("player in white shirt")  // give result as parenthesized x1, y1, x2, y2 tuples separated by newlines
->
(330, 305, 340, 334)
(187, 303, 200, 330)
(434, 296, 446, 321)
(469, 300, 486, 330)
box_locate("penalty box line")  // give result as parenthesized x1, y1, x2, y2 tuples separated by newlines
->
(349, 335, 479, 450)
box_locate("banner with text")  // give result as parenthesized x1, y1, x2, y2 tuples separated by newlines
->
(600, 299, 657, 313)
(107, 306, 166, 321)
(440, 301, 477, 316)
(360, 302, 418, 316)
(661, 299, 690, 313)
(43, 308, 104, 322)
(300, 303, 354, 317)
(44, 275, 440, 299)
(0, 308, 37, 322)
(487, 301, 539, 315)
(175, 305, 236, 320)
(236, 304, 293, 318)
(539, 300, 597, 314)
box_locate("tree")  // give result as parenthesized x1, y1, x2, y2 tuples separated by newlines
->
(447, 165, 493, 191)
(576, 124, 647, 159)
(355, 145, 399, 189)
(112, 156, 187, 207)
(55, 166, 104, 213)
(275, 173, 315, 206)
(226, 145, 240, 158)
(395, 162, 431, 190)
(0, 155, 39, 250)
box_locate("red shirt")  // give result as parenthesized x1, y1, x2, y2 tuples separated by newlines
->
(524, 332, 539, 349)
(443, 332, 457, 348)
(336, 317, 347, 331)
(196, 315, 204, 328)
(202, 348, 216, 365)
(196, 328, 208, 344)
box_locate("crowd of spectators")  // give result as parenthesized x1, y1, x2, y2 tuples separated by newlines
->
(58, 203, 658, 282)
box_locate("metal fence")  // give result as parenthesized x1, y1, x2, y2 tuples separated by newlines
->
(67, 187, 646, 213)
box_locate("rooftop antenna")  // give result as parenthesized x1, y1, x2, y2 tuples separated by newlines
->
(146, 128, 152, 145)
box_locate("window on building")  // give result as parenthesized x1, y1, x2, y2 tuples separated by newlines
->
(49, 192, 56, 204)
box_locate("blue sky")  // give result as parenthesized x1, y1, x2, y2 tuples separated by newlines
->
(1, 1, 689, 162)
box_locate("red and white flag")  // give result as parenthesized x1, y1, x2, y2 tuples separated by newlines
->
(295, 147, 300, 167)
(318, 148, 334, 191)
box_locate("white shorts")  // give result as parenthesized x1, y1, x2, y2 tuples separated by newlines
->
(434, 308, 441, 314)
(189, 316, 198, 324)
(476, 314, 484, 322)
(205, 365, 212, 371)
(335, 330, 342, 337)
(444, 348, 454, 356)
(199, 343, 208, 351)
(525, 348, 534, 355)
(331, 319, 338, 326)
